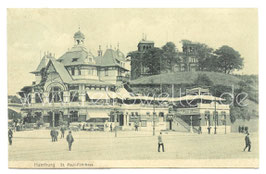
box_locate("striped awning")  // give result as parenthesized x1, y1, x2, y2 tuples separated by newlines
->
(106, 90, 121, 99)
(116, 88, 133, 99)
(86, 90, 110, 100)
(87, 112, 109, 119)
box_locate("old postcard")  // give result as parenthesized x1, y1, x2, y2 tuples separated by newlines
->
(7, 8, 259, 168)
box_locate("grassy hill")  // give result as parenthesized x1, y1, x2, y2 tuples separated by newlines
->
(129, 71, 258, 120)
(130, 71, 242, 87)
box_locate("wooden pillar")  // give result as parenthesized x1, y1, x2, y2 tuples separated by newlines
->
(52, 111, 55, 127)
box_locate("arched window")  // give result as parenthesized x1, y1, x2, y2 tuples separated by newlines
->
(70, 111, 78, 122)
(49, 87, 63, 103)
(35, 93, 43, 103)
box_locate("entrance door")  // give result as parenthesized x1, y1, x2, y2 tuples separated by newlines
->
(54, 113, 60, 127)
(48, 111, 60, 127)
(119, 114, 124, 126)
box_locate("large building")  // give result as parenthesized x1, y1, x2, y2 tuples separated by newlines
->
(130, 37, 155, 80)
(18, 30, 230, 133)
(130, 39, 199, 80)
(18, 30, 169, 131)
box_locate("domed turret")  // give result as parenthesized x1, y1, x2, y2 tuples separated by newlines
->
(73, 30, 85, 46)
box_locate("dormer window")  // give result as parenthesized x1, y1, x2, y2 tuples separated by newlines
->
(71, 68, 75, 75)
(72, 58, 78, 62)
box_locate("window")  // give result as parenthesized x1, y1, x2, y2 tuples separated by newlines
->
(35, 93, 43, 103)
(70, 91, 79, 102)
(141, 120, 147, 127)
(88, 69, 92, 75)
(49, 87, 63, 103)
(85, 93, 90, 102)
(105, 68, 108, 76)
(70, 111, 78, 122)
(78, 68, 81, 75)
(71, 68, 75, 75)
(72, 58, 78, 62)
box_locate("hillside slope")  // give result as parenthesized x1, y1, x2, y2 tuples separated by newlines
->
(130, 71, 242, 87)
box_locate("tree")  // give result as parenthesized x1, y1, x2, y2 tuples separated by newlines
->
(214, 45, 244, 74)
(142, 47, 163, 75)
(194, 44, 215, 71)
(180, 40, 218, 72)
(161, 42, 180, 72)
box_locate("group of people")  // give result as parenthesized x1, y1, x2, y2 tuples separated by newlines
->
(239, 126, 249, 134)
(50, 129, 59, 142)
(49, 126, 74, 151)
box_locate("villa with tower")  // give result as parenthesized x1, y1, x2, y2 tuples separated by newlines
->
(18, 30, 231, 133)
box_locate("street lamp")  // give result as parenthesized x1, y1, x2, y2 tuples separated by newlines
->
(190, 116, 193, 133)
(224, 113, 227, 134)
(153, 94, 156, 136)
(113, 109, 119, 137)
(214, 97, 217, 134)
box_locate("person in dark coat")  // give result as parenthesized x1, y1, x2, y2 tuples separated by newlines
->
(238, 126, 241, 133)
(110, 123, 113, 132)
(243, 133, 251, 152)
(135, 122, 139, 131)
(198, 126, 202, 134)
(241, 126, 245, 133)
(54, 130, 59, 142)
(158, 132, 165, 152)
(60, 127, 65, 138)
(50, 129, 55, 142)
(8, 128, 13, 145)
(66, 131, 74, 151)
(207, 126, 211, 134)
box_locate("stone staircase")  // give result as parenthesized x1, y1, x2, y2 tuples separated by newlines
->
(172, 116, 198, 133)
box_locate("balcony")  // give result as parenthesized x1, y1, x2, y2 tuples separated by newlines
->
(116, 76, 129, 82)
(197, 103, 230, 110)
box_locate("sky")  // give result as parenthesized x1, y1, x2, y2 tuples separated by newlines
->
(7, 8, 258, 95)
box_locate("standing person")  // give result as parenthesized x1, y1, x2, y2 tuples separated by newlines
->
(158, 132, 165, 152)
(241, 126, 245, 133)
(60, 126, 65, 139)
(135, 122, 139, 131)
(66, 131, 74, 151)
(8, 128, 13, 145)
(50, 129, 55, 142)
(198, 126, 202, 134)
(110, 123, 113, 132)
(55, 130, 59, 142)
(238, 126, 241, 133)
(243, 133, 251, 152)
(207, 126, 211, 134)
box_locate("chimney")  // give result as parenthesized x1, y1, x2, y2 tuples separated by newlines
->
(98, 45, 102, 56)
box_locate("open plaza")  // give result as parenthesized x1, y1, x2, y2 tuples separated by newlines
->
(9, 129, 258, 161)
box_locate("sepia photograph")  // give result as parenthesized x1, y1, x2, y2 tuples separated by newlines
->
(7, 8, 259, 168)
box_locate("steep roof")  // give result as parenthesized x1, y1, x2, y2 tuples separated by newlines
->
(138, 40, 154, 45)
(95, 49, 128, 70)
(31, 55, 49, 73)
(57, 46, 96, 66)
(48, 58, 73, 83)
(68, 79, 114, 86)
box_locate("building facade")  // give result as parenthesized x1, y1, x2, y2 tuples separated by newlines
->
(18, 30, 169, 131)
(18, 31, 230, 133)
